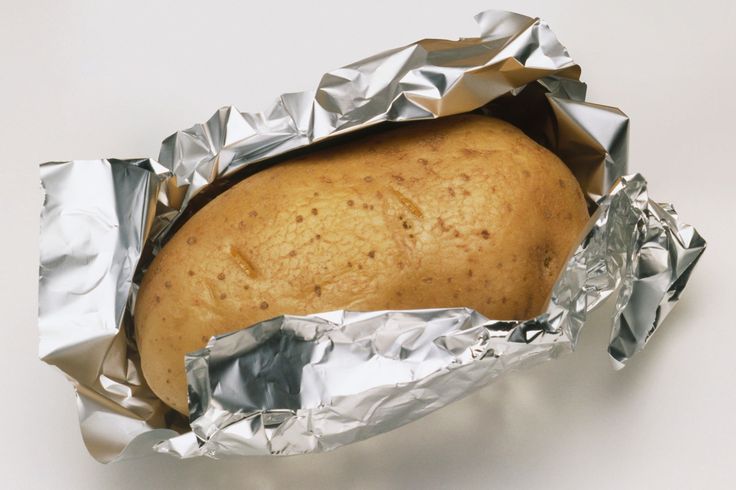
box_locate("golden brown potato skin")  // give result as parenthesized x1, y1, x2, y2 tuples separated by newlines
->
(135, 114, 589, 414)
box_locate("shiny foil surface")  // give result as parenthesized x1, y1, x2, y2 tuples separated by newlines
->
(38, 10, 705, 461)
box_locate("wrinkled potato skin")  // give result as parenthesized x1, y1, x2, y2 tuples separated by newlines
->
(135, 115, 589, 413)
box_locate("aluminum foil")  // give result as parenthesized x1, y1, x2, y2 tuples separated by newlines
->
(38, 10, 705, 462)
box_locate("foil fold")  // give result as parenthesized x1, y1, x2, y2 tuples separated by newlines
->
(38, 10, 705, 462)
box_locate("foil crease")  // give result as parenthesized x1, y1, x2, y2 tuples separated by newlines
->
(38, 10, 705, 462)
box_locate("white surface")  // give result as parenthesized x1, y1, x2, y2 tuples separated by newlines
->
(1, 0, 733, 488)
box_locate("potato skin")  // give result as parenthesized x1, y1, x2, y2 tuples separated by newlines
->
(135, 114, 589, 414)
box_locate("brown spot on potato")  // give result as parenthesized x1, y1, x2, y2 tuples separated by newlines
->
(417, 158, 428, 165)
(164, 281, 172, 289)
(448, 187, 456, 197)
(315, 234, 321, 240)
(188, 270, 195, 276)
(391, 174, 405, 183)
(558, 179, 566, 189)
(460, 173, 470, 181)
(367, 250, 376, 258)
(288, 250, 297, 257)
(437, 217, 450, 232)
(155, 295, 160, 303)
(314, 285, 322, 297)
(467, 269, 473, 277)
(522, 169, 530, 177)
(259, 301, 269, 310)
(186, 236, 197, 245)
(311, 208, 318, 216)
(238, 220, 246, 230)
(481, 229, 490, 239)
(219, 293, 227, 300)
(217, 272, 226, 280)
(248, 210, 258, 217)
(363, 175, 373, 182)
(422, 277, 433, 284)
(320, 176, 333, 183)
(296, 215, 303, 223)
(201, 336, 208, 343)
(347, 200, 354, 207)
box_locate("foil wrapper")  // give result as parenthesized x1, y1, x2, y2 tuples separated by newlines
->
(38, 10, 705, 461)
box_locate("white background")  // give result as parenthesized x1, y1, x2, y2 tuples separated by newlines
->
(1, 0, 734, 488)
